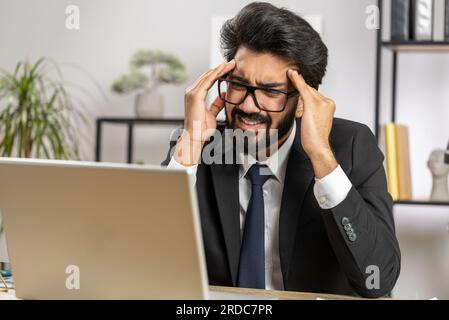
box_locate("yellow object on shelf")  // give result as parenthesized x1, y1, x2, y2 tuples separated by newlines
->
(383, 124, 413, 201)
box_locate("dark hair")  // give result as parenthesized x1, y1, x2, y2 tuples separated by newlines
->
(220, 2, 328, 89)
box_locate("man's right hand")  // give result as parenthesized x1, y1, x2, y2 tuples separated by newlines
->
(174, 60, 236, 167)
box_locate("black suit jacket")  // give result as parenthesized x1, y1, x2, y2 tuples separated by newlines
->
(162, 118, 401, 298)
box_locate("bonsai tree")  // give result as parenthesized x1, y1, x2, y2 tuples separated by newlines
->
(111, 49, 188, 94)
(0, 58, 86, 159)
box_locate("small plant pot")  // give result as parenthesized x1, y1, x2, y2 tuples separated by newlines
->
(134, 90, 164, 118)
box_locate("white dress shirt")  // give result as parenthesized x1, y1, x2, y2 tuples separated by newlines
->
(167, 121, 352, 290)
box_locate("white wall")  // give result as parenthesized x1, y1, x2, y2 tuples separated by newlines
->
(1, 0, 449, 297)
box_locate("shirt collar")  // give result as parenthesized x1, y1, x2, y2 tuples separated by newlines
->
(239, 121, 296, 182)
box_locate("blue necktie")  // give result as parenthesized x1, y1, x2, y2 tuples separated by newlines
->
(237, 164, 272, 289)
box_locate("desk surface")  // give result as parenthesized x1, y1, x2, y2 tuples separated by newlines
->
(0, 286, 365, 300)
(210, 286, 365, 300)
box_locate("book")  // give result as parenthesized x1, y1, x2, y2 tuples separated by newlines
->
(411, 0, 434, 41)
(391, 0, 411, 41)
(384, 124, 413, 201)
(433, 0, 446, 41)
(396, 126, 413, 200)
(385, 124, 400, 200)
(446, 0, 449, 40)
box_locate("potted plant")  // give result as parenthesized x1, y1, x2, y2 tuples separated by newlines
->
(0, 58, 86, 160)
(111, 49, 188, 118)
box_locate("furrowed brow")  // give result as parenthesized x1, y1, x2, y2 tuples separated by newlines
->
(228, 74, 248, 83)
(228, 74, 287, 89)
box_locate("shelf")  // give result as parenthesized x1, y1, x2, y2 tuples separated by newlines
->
(394, 200, 449, 206)
(95, 117, 185, 164)
(97, 117, 184, 125)
(382, 41, 449, 52)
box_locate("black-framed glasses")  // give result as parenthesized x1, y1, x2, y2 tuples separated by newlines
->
(218, 77, 299, 113)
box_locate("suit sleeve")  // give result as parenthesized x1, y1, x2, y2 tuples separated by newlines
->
(321, 124, 401, 298)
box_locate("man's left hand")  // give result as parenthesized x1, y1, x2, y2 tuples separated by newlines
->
(287, 69, 338, 179)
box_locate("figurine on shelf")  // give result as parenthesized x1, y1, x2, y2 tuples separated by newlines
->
(427, 149, 449, 201)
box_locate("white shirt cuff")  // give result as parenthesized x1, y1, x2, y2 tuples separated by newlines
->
(313, 165, 352, 210)
(167, 157, 198, 185)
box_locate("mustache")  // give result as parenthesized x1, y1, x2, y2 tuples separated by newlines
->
(231, 107, 271, 125)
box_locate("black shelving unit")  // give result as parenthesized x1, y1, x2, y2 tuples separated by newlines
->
(374, 0, 449, 207)
(395, 200, 449, 206)
(95, 118, 184, 164)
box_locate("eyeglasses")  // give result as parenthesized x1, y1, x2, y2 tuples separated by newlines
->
(218, 77, 299, 113)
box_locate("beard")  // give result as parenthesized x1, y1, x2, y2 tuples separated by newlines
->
(226, 102, 297, 156)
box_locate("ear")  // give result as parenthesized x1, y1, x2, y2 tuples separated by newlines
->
(295, 97, 304, 118)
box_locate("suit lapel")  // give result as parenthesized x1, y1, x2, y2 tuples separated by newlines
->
(210, 162, 240, 286)
(279, 118, 315, 285)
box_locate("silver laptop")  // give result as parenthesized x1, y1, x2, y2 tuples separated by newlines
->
(0, 157, 214, 300)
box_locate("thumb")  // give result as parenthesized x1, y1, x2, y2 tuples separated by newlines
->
(208, 94, 226, 118)
(295, 98, 304, 118)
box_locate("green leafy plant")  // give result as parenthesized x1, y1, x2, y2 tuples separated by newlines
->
(0, 58, 86, 159)
(111, 49, 188, 94)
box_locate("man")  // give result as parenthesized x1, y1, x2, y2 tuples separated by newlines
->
(162, 2, 400, 298)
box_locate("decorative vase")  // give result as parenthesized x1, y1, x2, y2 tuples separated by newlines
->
(427, 149, 449, 201)
(134, 89, 164, 118)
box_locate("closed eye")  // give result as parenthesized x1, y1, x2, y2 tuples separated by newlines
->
(262, 89, 284, 98)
